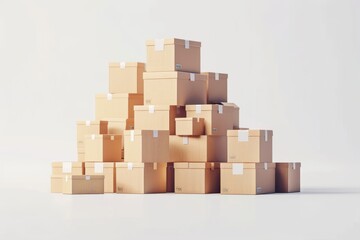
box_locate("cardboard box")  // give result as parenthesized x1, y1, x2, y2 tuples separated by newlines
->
(221, 102, 239, 129)
(77, 120, 108, 151)
(174, 162, 220, 194)
(175, 117, 204, 136)
(52, 162, 84, 175)
(169, 135, 227, 162)
(227, 129, 273, 163)
(95, 93, 143, 120)
(275, 163, 301, 193)
(143, 72, 207, 106)
(103, 118, 134, 149)
(186, 104, 234, 136)
(124, 130, 169, 163)
(202, 72, 228, 103)
(220, 162, 275, 195)
(84, 134, 122, 162)
(109, 62, 145, 94)
(62, 175, 104, 194)
(134, 105, 185, 135)
(51, 175, 63, 193)
(115, 162, 166, 194)
(166, 163, 174, 192)
(146, 38, 201, 73)
(85, 162, 116, 193)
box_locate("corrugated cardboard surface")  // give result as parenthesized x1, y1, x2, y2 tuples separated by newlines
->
(109, 62, 145, 94)
(62, 175, 104, 194)
(84, 135, 122, 162)
(202, 72, 228, 104)
(275, 163, 301, 193)
(85, 162, 116, 193)
(52, 162, 84, 175)
(175, 117, 204, 136)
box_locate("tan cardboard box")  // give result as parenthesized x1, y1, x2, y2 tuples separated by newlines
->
(115, 162, 166, 194)
(134, 105, 185, 135)
(85, 162, 116, 193)
(124, 130, 169, 163)
(169, 135, 227, 162)
(202, 72, 228, 103)
(103, 118, 134, 149)
(95, 93, 143, 120)
(84, 134, 122, 162)
(174, 162, 220, 194)
(109, 62, 145, 94)
(51, 175, 63, 193)
(221, 102, 239, 129)
(167, 163, 174, 192)
(77, 120, 108, 151)
(186, 104, 234, 136)
(146, 38, 201, 73)
(275, 162, 301, 193)
(220, 162, 275, 195)
(227, 129, 273, 163)
(52, 162, 84, 175)
(175, 117, 204, 136)
(143, 72, 207, 106)
(62, 175, 104, 194)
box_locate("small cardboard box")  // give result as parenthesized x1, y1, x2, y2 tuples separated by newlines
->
(103, 118, 134, 149)
(186, 104, 234, 136)
(124, 130, 169, 163)
(109, 62, 145, 94)
(115, 162, 166, 194)
(62, 175, 104, 194)
(51, 175, 63, 193)
(77, 120, 108, 151)
(220, 162, 275, 195)
(275, 162, 301, 193)
(146, 38, 201, 73)
(52, 162, 84, 175)
(84, 134, 122, 162)
(169, 135, 227, 162)
(227, 129, 273, 163)
(95, 93, 143, 120)
(175, 117, 204, 136)
(143, 71, 207, 106)
(166, 163, 174, 192)
(221, 102, 239, 129)
(85, 162, 116, 193)
(202, 72, 228, 103)
(174, 162, 220, 194)
(134, 105, 185, 135)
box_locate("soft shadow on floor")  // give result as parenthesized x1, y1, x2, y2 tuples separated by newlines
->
(299, 187, 360, 195)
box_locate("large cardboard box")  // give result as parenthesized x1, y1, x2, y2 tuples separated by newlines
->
(77, 120, 108, 152)
(134, 105, 185, 135)
(220, 162, 275, 195)
(174, 162, 220, 194)
(227, 129, 273, 163)
(169, 135, 227, 162)
(84, 134, 122, 162)
(51, 175, 63, 193)
(124, 130, 169, 163)
(52, 162, 84, 175)
(186, 104, 234, 136)
(62, 175, 104, 194)
(115, 162, 166, 194)
(95, 93, 143, 120)
(221, 102, 239, 129)
(85, 162, 116, 193)
(143, 72, 207, 106)
(175, 117, 204, 136)
(202, 72, 228, 103)
(166, 163, 174, 192)
(275, 163, 301, 193)
(146, 38, 201, 73)
(109, 62, 145, 94)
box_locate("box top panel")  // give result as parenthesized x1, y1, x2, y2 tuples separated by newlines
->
(275, 162, 301, 169)
(143, 71, 206, 80)
(174, 162, 220, 169)
(109, 62, 145, 68)
(220, 162, 276, 169)
(221, 102, 239, 109)
(100, 118, 133, 123)
(85, 162, 115, 168)
(146, 38, 201, 47)
(84, 134, 122, 140)
(77, 120, 108, 126)
(134, 105, 179, 111)
(52, 162, 84, 168)
(227, 129, 273, 137)
(124, 129, 169, 136)
(96, 93, 143, 99)
(65, 175, 105, 180)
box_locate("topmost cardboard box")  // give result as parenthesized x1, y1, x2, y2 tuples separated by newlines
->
(146, 38, 201, 73)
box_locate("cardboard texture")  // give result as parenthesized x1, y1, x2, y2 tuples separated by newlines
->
(84, 134, 122, 162)
(77, 120, 108, 152)
(51, 175, 63, 193)
(174, 162, 220, 194)
(52, 162, 84, 175)
(143, 71, 207, 106)
(146, 38, 201, 73)
(169, 135, 227, 162)
(202, 72, 228, 103)
(109, 62, 145, 94)
(62, 175, 104, 194)
(115, 162, 166, 193)
(221, 102, 240, 129)
(227, 129, 273, 163)
(275, 163, 301, 193)
(175, 117, 204, 136)
(85, 162, 116, 193)
(166, 163, 174, 192)
(220, 163, 275, 195)
(124, 130, 170, 163)
(95, 93, 143, 120)
(134, 105, 185, 135)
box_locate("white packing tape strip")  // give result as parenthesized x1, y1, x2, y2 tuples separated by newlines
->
(107, 93, 112, 100)
(184, 40, 190, 49)
(154, 38, 164, 51)
(292, 163, 296, 170)
(232, 163, 244, 175)
(182, 137, 189, 145)
(215, 73, 220, 81)
(62, 162, 72, 173)
(153, 130, 158, 138)
(85, 120, 91, 127)
(148, 105, 155, 113)
(195, 105, 201, 114)
(91, 134, 95, 140)
(94, 163, 104, 173)
(120, 62, 126, 69)
(218, 105, 223, 114)
(153, 163, 157, 170)
(265, 130, 268, 142)
(85, 176, 91, 181)
(210, 163, 215, 171)
(264, 163, 268, 170)
(190, 73, 195, 81)
(237, 130, 249, 142)
(127, 162, 133, 170)
(110, 135, 115, 141)
(130, 130, 135, 142)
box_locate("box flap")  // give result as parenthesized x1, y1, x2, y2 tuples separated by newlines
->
(116, 162, 146, 168)
(189, 162, 220, 169)
(174, 162, 189, 169)
(202, 72, 228, 80)
(185, 104, 219, 111)
(276, 162, 301, 169)
(143, 71, 205, 81)
(52, 161, 83, 168)
(109, 62, 145, 68)
(85, 162, 115, 168)
(227, 129, 273, 137)
(221, 102, 239, 109)
(146, 38, 201, 47)
(175, 117, 200, 122)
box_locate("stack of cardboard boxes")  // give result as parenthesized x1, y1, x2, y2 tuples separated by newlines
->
(50, 37, 301, 195)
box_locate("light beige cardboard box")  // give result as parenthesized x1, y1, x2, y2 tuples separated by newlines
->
(84, 134, 122, 162)
(77, 120, 108, 152)
(134, 105, 185, 135)
(109, 62, 145, 94)
(186, 104, 234, 136)
(227, 129, 273, 163)
(95, 93, 143, 120)
(166, 163, 174, 192)
(202, 72, 228, 103)
(143, 72, 207, 106)
(52, 161, 84, 175)
(275, 162, 301, 193)
(51, 175, 63, 193)
(63, 175, 104, 194)
(175, 117, 204, 136)
(146, 38, 201, 73)
(220, 162, 275, 195)
(174, 162, 220, 194)
(221, 102, 239, 129)
(124, 130, 169, 163)
(169, 135, 227, 162)
(115, 162, 166, 194)
(85, 162, 116, 193)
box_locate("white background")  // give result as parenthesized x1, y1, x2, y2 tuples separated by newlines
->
(0, 0, 359, 239)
